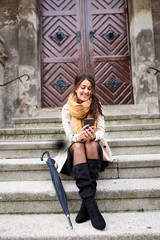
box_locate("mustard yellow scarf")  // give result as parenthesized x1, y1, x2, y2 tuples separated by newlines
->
(67, 93, 96, 134)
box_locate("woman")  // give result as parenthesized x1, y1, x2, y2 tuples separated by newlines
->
(55, 73, 114, 230)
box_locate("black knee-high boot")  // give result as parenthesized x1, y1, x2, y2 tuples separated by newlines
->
(75, 159, 102, 223)
(72, 162, 106, 230)
(75, 200, 89, 223)
(87, 158, 102, 193)
(73, 163, 92, 224)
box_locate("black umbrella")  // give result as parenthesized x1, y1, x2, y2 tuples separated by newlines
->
(41, 151, 73, 229)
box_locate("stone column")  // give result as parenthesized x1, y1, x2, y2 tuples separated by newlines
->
(18, 0, 41, 117)
(128, 0, 159, 113)
(151, 0, 160, 111)
(0, 36, 7, 128)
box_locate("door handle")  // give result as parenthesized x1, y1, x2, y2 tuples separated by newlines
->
(77, 31, 81, 43)
(89, 30, 95, 43)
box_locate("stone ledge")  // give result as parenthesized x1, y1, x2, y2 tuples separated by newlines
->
(1, 123, 160, 141)
(2, 123, 160, 134)
(0, 153, 159, 173)
(103, 104, 149, 115)
(0, 178, 160, 202)
(0, 178, 160, 213)
(12, 113, 160, 129)
(0, 137, 160, 149)
(29, 104, 149, 118)
(0, 138, 160, 158)
(0, 211, 160, 240)
(0, 154, 160, 181)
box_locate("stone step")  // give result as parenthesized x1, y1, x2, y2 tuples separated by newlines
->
(1, 123, 160, 141)
(0, 178, 160, 214)
(0, 211, 160, 240)
(0, 141, 58, 159)
(105, 113, 160, 125)
(13, 116, 62, 128)
(0, 158, 117, 181)
(32, 104, 149, 117)
(0, 154, 160, 182)
(0, 127, 65, 142)
(0, 137, 160, 158)
(13, 113, 160, 128)
(110, 137, 160, 155)
(105, 123, 160, 138)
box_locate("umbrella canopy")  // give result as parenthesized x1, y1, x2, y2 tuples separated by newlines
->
(41, 151, 73, 229)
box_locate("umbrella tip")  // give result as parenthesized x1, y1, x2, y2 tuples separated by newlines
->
(67, 215, 73, 230)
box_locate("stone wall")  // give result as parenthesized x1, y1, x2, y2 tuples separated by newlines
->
(0, 0, 40, 126)
(128, 0, 159, 113)
(18, 0, 41, 118)
(151, 0, 160, 111)
(0, 1, 19, 126)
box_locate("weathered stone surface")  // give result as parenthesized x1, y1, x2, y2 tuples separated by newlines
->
(128, 0, 159, 114)
(0, 0, 40, 126)
(0, 0, 19, 126)
(151, 0, 160, 112)
(0, 178, 160, 214)
(0, 211, 160, 240)
(1, 122, 160, 142)
(0, 36, 7, 128)
(0, 137, 160, 158)
(0, 154, 160, 181)
(0, 103, 159, 240)
(18, 0, 41, 118)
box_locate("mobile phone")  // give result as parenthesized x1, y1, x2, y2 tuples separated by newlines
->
(84, 118, 94, 127)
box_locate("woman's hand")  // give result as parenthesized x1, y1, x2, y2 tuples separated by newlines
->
(85, 126, 96, 141)
(77, 125, 96, 141)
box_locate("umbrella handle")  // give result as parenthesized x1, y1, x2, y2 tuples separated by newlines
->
(41, 151, 51, 161)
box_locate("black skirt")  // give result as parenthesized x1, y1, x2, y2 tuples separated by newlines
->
(61, 143, 108, 176)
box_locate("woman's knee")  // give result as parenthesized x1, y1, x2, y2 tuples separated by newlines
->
(71, 142, 86, 165)
(85, 141, 99, 150)
(85, 141, 99, 158)
(71, 142, 85, 152)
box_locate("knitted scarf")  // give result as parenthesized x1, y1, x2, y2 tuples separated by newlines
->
(67, 93, 97, 134)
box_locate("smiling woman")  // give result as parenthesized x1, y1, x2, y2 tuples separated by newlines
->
(55, 73, 114, 230)
(75, 79, 92, 103)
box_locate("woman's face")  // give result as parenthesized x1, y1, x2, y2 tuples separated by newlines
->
(75, 79, 92, 102)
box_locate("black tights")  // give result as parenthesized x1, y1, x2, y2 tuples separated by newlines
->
(70, 141, 100, 166)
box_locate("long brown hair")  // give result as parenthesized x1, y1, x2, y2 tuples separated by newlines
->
(73, 73, 103, 119)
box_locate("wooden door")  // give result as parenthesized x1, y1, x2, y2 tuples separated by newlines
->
(40, 0, 82, 107)
(40, 0, 133, 107)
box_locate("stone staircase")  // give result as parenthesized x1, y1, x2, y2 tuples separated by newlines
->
(0, 111, 160, 239)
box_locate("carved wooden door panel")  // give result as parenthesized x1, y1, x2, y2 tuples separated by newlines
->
(40, 0, 133, 107)
(40, 0, 82, 107)
(86, 0, 133, 104)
